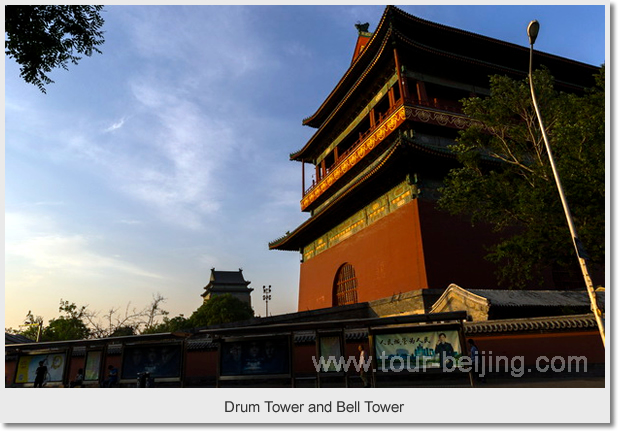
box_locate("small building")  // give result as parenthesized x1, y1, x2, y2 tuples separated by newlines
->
(201, 268, 253, 307)
(430, 284, 605, 322)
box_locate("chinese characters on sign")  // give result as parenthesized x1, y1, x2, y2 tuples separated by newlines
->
(374, 329, 462, 370)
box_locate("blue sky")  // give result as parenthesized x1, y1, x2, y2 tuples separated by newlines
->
(4, 5, 606, 330)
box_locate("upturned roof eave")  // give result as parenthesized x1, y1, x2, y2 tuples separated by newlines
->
(291, 6, 599, 163)
(271, 138, 404, 251)
(300, 5, 395, 130)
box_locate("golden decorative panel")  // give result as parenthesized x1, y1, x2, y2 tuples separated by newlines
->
(301, 105, 409, 211)
(302, 180, 415, 262)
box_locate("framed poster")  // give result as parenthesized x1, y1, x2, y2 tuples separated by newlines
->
(318, 335, 342, 372)
(84, 350, 102, 381)
(374, 329, 463, 371)
(121, 344, 182, 379)
(220, 337, 290, 377)
(15, 352, 66, 384)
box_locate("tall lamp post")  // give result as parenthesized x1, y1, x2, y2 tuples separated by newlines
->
(262, 285, 272, 317)
(20, 322, 42, 342)
(527, 20, 605, 346)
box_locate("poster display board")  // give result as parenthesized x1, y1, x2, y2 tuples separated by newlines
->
(220, 336, 290, 377)
(84, 350, 102, 381)
(15, 352, 66, 384)
(374, 329, 463, 371)
(318, 336, 342, 372)
(121, 344, 182, 379)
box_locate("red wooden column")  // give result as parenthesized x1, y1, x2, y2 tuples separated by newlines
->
(393, 44, 410, 101)
(302, 159, 305, 196)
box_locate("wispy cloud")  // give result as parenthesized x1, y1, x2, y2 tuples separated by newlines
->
(116, 219, 142, 225)
(6, 6, 300, 233)
(6, 212, 163, 279)
(104, 117, 126, 132)
(32, 201, 65, 207)
(33, 7, 279, 230)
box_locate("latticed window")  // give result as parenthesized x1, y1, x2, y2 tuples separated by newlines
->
(333, 263, 358, 306)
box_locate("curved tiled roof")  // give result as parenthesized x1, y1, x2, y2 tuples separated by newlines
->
(5, 333, 35, 344)
(467, 289, 605, 309)
(465, 313, 599, 334)
(295, 6, 599, 161)
(187, 338, 217, 351)
(300, 6, 396, 130)
(270, 137, 403, 251)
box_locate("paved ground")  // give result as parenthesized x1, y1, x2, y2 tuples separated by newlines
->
(474, 377, 605, 388)
(296, 374, 606, 388)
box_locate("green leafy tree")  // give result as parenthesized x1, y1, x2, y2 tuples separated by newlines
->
(6, 311, 45, 341)
(10, 294, 171, 341)
(5, 5, 105, 93)
(109, 326, 136, 337)
(142, 315, 191, 335)
(41, 300, 91, 341)
(438, 66, 604, 289)
(189, 294, 254, 327)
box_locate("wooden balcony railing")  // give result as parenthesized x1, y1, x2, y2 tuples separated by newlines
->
(300, 97, 466, 211)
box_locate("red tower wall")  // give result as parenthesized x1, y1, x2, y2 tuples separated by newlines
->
(297, 200, 428, 311)
(418, 200, 502, 289)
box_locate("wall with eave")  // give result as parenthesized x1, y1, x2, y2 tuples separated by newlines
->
(67, 356, 85, 384)
(293, 344, 318, 374)
(5, 359, 17, 386)
(298, 200, 428, 312)
(185, 350, 217, 378)
(470, 331, 605, 366)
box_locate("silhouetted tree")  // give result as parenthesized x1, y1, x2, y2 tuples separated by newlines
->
(189, 294, 254, 327)
(5, 5, 105, 92)
(438, 66, 604, 288)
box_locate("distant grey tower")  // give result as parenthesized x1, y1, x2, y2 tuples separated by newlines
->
(201, 268, 253, 306)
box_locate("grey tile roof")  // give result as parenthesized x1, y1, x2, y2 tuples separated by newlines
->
(465, 313, 600, 334)
(187, 338, 217, 351)
(209, 269, 250, 285)
(5, 333, 35, 344)
(467, 289, 605, 310)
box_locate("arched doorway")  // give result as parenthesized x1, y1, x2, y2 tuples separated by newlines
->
(333, 263, 358, 306)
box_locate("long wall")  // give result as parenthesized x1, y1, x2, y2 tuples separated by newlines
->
(5, 329, 604, 387)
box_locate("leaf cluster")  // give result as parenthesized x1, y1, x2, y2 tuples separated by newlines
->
(10, 294, 172, 341)
(5, 5, 105, 93)
(438, 67, 605, 288)
(188, 294, 255, 328)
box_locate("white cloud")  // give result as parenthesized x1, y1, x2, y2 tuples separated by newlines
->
(116, 219, 142, 225)
(6, 6, 297, 233)
(104, 117, 126, 132)
(6, 212, 164, 280)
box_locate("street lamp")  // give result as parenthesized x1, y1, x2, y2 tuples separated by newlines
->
(527, 20, 605, 346)
(20, 322, 42, 342)
(262, 285, 272, 317)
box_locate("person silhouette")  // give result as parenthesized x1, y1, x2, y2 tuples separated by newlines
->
(33, 361, 48, 388)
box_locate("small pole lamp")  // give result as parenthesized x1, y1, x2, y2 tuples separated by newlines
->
(527, 20, 605, 346)
(262, 285, 272, 317)
(20, 321, 43, 342)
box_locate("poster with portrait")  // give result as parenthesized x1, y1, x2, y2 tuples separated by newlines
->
(374, 329, 463, 371)
(15, 352, 66, 384)
(84, 350, 102, 381)
(318, 336, 342, 372)
(220, 337, 290, 376)
(121, 344, 182, 379)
